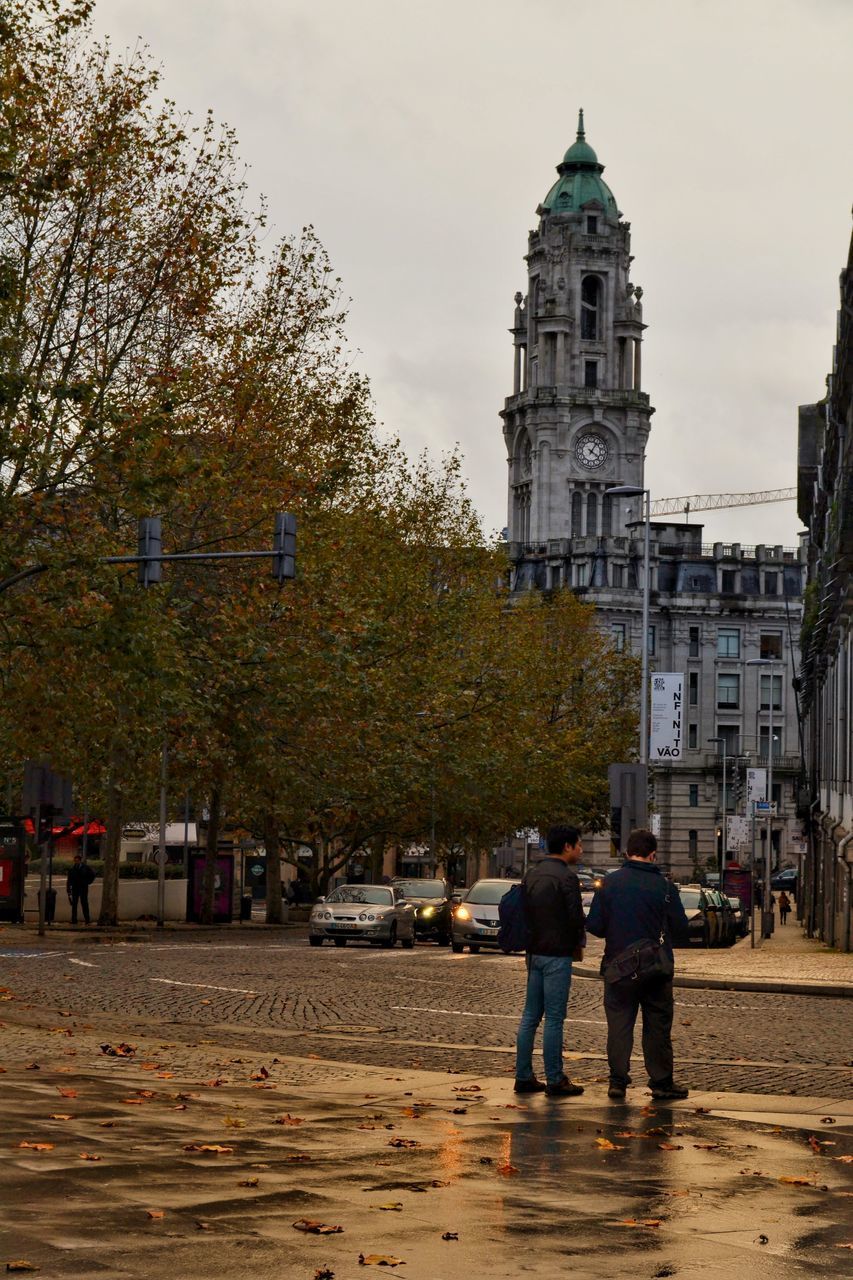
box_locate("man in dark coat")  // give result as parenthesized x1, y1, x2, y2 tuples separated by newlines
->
(513, 825, 586, 1097)
(66, 854, 95, 925)
(586, 829, 690, 1101)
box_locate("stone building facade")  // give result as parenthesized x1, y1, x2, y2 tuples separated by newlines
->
(797, 219, 853, 951)
(502, 114, 805, 879)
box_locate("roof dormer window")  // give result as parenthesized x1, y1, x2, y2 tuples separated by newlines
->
(586, 216, 598, 234)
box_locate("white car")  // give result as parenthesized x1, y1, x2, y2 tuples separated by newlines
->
(451, 878, 520, 953)
(309, 884, 416, 948)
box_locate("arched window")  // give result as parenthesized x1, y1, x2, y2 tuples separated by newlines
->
(586, 491, 598, 536)
(601, 493, 613, 536)
(580, 275, 601, 340)
(571, 491, 583, 538)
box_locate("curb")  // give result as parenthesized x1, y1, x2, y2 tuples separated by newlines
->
(572, 962, 853, 999)
(10, 921, 304, 944)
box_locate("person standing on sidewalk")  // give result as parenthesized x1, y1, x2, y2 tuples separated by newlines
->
(586, 829, 690, 1102)
(513, 825, 586, 1098)
(66, 854, 95, 925)
(778, 890, 791, 925)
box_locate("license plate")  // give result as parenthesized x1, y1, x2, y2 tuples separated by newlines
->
(479, 926, 499, 936)
(329, 922, 358, 930)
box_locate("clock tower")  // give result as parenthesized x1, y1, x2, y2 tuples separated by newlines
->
(501, 111, 654, 590)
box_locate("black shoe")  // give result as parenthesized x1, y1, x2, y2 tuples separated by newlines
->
(546, 1077, 584, 1097)
(650, 1083, 689, 1101)
(607, 1083, 626, 1100)
(513, 1076, 547, 1094)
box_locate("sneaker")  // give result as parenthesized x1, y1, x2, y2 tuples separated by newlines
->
(650, 1083, 689, 1101)
(545, 1077, 585, 1097)
(607, 1083, 626, 1100)
(513, 1076, 547, 1094)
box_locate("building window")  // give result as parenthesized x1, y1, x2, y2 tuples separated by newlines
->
(688, 671, 699, 706)
(760, 673, 783, 711)
(580, 275, 601, 340)
(611, 563, 624, 588)
(584, 360, 598, 389)
(586, 491, 598, 536)
(688, 830, 698, 859)
(717, 673, 740, 709)
(611, 623, 626, 652)
(688, 723, 698, 749)
(601, 492, 613, 537)
(759, 726, 782, 760)
(586, 216, 598, 235)
(764, 571, 778, 595)
(721, 569, 737, 593)
(760, 632, 783, 659)
(689, 626, 700, 657)
(716, 785, 736, 814)
(716, 724, 740, 755)
(647, 624, 656, 656)
(575, 562, 588, 587)
(689, 784, 699, 807)
(717, 628, 740, 658)
(771, 782, 782, 808)
(571, 490, 583, 537)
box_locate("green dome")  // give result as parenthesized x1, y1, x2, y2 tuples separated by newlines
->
(541, 109, 619, 218)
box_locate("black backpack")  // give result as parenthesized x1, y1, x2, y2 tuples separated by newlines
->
(497, 882, 529, 954)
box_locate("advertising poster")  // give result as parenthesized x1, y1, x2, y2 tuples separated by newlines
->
(649, 673, 684, 761)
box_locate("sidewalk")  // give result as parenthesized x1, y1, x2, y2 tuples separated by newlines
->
(576, 919, 853, 998)
(0, 1014, 850, 1279)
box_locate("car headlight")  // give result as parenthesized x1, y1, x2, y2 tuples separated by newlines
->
(323, 911, 332, 920)
(455, 906, 471, 921)
(420, 906, 435, 918)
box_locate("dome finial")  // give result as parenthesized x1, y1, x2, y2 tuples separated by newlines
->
(577, 107, 585, 141)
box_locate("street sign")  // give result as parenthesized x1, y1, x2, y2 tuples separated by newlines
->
(754, 801, 777, 816)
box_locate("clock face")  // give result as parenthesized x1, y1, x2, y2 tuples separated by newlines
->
(575, 432, 609, 470)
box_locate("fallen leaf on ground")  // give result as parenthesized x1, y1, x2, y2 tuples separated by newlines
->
(371, 1203, 403, 1212)
(79, 1153, 101, 1161)
(223, 1117, 246, 1128)
(615, 1131, 652, 1140)
(183, 1144, 234, 1154)
(5, 1263, 39, 1272)
(388, 1138, 420, 1148)
(120, 1099, 144, 1105)
(834, 1155, 853, 1163)
(441, 1232, 458, 1240)
(135, 1090, 155, 1099)
(203, 1079, 226, 1088)
(146, 1211, 164, 1220)
(835, 1244, 853, 1249)
(57, 1088, 77, 1098)
(99, 1121, 117, 1129)
(100, 1043, 135, 1057)
(274, 1114, 303, 1126)
(18, 1142, 53, 1151)
(292, 1219, 343, 1235)
(595, 1138, 625, 1151)
(48, 1114, 73, 1121)
(456, 1085, 482, 1092)
(195, 1221, 211, 1231)
(358, 1256, 404, 1267)
(249, 1067, 269, 1080)
(156, 1072, 174, 1079)
(237, 1178, 258, 1187)
(615, 1218, 663, 1228)
(496, 1163, 519, 1176)
(658, 1142, 683, 1151)
(693, 1143, 720, 1151)
(779, 1176, 812, 1186)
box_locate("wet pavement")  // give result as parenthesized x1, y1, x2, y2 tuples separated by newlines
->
(0, 1012, 852, 1280)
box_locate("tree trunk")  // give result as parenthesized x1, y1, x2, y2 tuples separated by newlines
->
(263, 809, 283, 925)
(98, 743, 124, 927)
(201, 784, 222, 926)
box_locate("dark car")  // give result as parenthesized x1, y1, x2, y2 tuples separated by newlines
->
(727, 895, 749, 938)
(771, 867, 798, 893)
(391, 878, 453, 945)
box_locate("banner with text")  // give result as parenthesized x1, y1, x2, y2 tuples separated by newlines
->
(746, 768, 767, 809)
(649, 673, 684, 761)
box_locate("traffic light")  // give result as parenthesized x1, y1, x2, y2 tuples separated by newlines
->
(137, 517, 162, 587)
(272, 513, 296, 583)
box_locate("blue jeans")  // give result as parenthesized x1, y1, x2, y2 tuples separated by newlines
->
(514, 955, 573, 1085)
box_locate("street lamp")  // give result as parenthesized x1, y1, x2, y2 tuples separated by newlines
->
(747, 657, 779, 940)
(708, 736, 727, 885)
(605, 486, 652, 775)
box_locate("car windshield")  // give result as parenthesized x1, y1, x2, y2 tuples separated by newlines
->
(465, 881, 517, 905)
(394, 880, 444, 898)
(325, 886, 393, 906)
(679, 889, 703, 909)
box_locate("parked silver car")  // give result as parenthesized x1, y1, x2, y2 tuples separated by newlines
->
(451, 878, 520, 953)
(309, 884, 416, 948)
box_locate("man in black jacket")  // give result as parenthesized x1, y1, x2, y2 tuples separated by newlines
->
(66, 854, 95, 925)
(586, 829, 690, 1101)
(513, 825, 586, 1097)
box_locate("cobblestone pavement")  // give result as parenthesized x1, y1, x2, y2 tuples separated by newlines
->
(1, 933, 851, 1099)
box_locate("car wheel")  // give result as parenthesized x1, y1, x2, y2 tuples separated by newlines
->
(451, 940, 464, 954)
(309, 936, 323, 947)
(437, 930, 451, 947)
(382, 924, 397, 949)
(469, 943, 481, 955)
(401, 933, 414, 950)
(333, 937, 347, 947)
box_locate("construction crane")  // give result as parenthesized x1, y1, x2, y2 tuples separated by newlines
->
(649, 488, 796, 519)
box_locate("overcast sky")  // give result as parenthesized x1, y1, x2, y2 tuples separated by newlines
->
(95, 0, 852, 546)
